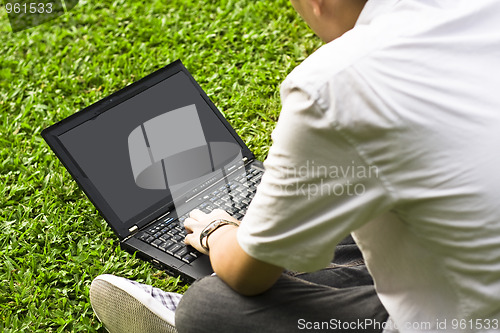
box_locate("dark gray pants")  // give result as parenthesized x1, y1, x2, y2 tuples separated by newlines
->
(175, 236, 388, 333)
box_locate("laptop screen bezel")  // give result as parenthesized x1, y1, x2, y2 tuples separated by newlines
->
(41, 60, 255, 239)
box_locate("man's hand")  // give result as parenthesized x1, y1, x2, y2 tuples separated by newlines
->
(184, 209, 240, 255)
(183, 208, 283, 295)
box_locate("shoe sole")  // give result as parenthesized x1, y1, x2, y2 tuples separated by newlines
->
(90, 274, 177, 333)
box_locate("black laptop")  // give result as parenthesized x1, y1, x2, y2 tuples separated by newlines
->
(42, 60, 264, 282)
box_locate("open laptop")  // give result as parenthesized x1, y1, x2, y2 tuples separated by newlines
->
(42, 60, 264, 282)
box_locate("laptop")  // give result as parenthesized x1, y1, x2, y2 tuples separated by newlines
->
(42, 60, 264, 282)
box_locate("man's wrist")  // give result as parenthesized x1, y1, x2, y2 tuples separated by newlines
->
(200, 219, 240, 252)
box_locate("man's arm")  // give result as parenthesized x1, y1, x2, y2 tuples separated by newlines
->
(184, 209, 283, 296)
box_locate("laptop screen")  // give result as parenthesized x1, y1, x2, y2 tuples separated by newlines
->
(51, 66, 250, 234)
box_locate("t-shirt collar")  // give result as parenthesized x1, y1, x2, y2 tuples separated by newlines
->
(356, 0, 401, 26)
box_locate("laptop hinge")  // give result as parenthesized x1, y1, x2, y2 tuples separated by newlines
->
(129, 225, 139, 235)
(124, 210, 171, 241)
(243, 156, 254, 165)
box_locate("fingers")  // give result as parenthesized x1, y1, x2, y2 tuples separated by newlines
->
(184, 209, 207, 233)
(183, 217, 194, 233)
(184, 232, 208, 255)
(188, 208, 234, 223)
(184, 208, 240, 235)
(188, 208, 205, 220)
(183, 208, 240, 255)
(184, 232, 196, 246)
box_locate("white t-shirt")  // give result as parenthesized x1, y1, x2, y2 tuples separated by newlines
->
(237, 0, 500, 331)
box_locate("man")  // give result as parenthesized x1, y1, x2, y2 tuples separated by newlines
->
(91, 0, 500, 332)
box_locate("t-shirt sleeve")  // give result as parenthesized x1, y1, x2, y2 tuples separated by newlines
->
(237, 86, 394, 272)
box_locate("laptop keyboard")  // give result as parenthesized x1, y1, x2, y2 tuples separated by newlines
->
(137, 167, 263, 264)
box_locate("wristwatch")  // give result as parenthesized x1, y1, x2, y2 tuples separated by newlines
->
(200, 219, 240, 252)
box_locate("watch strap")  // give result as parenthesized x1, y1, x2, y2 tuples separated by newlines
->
(200, 219, 240, 252)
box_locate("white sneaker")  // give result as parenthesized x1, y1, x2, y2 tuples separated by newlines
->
(90, 274, 181, 333)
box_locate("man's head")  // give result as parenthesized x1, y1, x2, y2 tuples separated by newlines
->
(290, 0, 368, 42)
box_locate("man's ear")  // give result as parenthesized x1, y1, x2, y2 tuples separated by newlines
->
(309, 0, 324, 17)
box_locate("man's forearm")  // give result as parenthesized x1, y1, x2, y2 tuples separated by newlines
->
(207, 225, 283, 296)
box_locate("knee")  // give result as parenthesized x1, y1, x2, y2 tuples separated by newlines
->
(175, 275, 231, 333)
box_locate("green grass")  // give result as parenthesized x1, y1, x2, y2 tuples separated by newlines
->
(0, 0, 322, 331)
